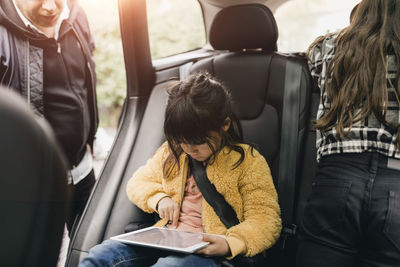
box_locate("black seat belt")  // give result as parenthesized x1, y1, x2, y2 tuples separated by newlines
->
(188, 156, 265, 267)
(188, 156, 239, 228)
(278, 59, 302, 246)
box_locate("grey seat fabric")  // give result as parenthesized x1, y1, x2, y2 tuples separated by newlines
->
(0, 89, 69, 267)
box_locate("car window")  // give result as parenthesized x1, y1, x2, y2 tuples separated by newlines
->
(80, 0, 126, 175)
(146, 0, 206, 59)
(275, 0, 360, 52)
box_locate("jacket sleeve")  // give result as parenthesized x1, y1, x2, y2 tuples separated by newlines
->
(126, 143, 170, 213)
(225, 150, 282, 258)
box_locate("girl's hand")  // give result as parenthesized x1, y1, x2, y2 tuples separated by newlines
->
(196, 235, 231, 257)
(157, 197, 180, 227)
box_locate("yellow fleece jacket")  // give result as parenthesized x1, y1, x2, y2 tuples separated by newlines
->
(126, 142, 281, 259)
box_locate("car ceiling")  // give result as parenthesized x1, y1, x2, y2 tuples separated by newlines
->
(198, 0, 288, 41)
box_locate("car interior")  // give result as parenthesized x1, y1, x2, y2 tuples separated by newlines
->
(64, 0, 320, 266)
(0, 0, 323, 266)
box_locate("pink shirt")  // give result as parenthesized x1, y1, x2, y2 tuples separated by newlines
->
(171, 175, 204, 233)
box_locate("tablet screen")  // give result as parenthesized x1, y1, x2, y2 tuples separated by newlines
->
(110, 227, 210, 253)
(122, 228, 203, 248)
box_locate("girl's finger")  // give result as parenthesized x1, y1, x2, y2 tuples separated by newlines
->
(158, 209, 164, 220)
(195, 244, 210, 255)
(161, 208, 169, 221)
(168, 208, 174, 223)
(202, 234, 217, 243)
(172, 207, 180, 227)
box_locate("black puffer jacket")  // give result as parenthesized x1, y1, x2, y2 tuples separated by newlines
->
(0, 0, 98, 168)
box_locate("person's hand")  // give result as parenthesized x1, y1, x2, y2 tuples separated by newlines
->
(196, 235, 231, 257)
(157, 197, 180, 227)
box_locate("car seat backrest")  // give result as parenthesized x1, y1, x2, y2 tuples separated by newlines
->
(0, 89, 69, 267)
(191, 4, 316, 266)
(191, 4, 313, 184)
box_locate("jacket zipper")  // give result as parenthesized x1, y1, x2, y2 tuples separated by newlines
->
(162, 157, 187, 228)
(6, 62, 15, 88)
(179, 156, 188, 206)
(200, 164, 208, 232)
(26, 39, 31, 104)
(71, 26, 98, 127)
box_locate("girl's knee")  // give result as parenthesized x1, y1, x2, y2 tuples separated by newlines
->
(89, 240, 128, 255)
(79, 240, 137, 267)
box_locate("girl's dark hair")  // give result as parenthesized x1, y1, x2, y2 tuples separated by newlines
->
(163, 72, 253, 177)
(309, 0, 400, 148)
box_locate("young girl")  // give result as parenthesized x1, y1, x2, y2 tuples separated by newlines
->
(296, 1, 400, 266)
(79, 72, 281, 266)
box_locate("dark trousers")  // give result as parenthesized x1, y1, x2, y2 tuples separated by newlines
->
(66, 170, 96, 236)
(296, 152, 400, 267)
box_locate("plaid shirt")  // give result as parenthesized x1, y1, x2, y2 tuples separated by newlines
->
(308, 34, 400, 161)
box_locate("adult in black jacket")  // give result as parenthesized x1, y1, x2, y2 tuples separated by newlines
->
(0, 0, 98, 236)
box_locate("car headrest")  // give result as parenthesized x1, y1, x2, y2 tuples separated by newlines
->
(209, 4, 278, 52)
(0, 89, 69, 267)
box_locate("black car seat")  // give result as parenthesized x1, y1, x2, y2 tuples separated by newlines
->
(189, 4, 316, 266)
(0, 89, 69, 267)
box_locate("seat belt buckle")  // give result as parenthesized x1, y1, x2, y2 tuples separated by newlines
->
(281, 224, 297, 249)
(283, 223, 297, 235)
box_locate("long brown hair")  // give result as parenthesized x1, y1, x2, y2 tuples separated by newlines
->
(310, 0, 400, 147)
(163, 72, 253, 177)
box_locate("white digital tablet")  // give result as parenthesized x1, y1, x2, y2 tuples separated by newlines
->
(110, 227, 211, 254)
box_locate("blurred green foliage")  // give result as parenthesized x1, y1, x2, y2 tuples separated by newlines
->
(80, 0, 126, 128)
(80, 0, 205, 128)
(93, 31, 127, 127)
(147, 0, 206, 59)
